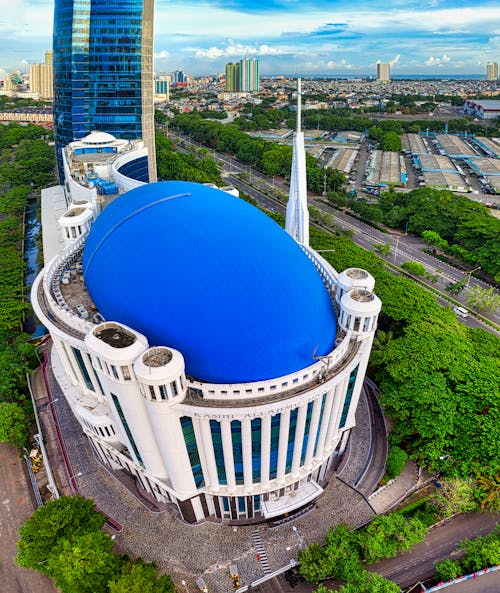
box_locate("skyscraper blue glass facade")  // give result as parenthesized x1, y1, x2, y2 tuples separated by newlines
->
(53, 0, 155, 182)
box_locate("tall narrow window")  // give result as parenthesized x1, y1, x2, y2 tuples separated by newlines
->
(285, 408, 299, 472)
(251, 418, 261, 483)
(111, 393, 143, 467)
(231, 420, 244, 485)
(339, 366, 359, 428)
(300, 401, 315, 465)
(269, 413, 281, 479)
(71, 347, 94, 391)
(180, 417, 205, 488)
(210, 420, 227, 485)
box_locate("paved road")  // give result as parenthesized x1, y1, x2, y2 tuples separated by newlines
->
(0, 443, 56, 593)
(372, 512, 500, 588)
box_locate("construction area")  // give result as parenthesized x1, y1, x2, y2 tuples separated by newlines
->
(417, 154, 469, 192)
(365, 150, 404, 186)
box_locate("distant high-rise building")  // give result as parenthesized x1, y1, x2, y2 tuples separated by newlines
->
(4, 73, 18, 92)
(154, 74, 170, 102)
(225, 62, 240, 92)
(53, 0, 156, 184)
(30, 50, 53, 100)
(377, 62, 391, 82)
(486, 62, 499, 81)
(239, 58, 260, 92)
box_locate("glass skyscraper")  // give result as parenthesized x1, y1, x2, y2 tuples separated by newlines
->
(53, 0, 156, 183)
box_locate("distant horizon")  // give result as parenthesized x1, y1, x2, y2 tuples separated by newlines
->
(1, 0, 499, 76)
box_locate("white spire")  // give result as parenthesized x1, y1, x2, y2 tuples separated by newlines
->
(285, 77, 309, 246)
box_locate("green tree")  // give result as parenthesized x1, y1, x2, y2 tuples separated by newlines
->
(401, 261, 426, 276)
(380, 132, 401, 152)
(385, 445, 407, 480)
(324, 524, 363, 581)
(298, 543, 330, 582)
(16, 496, 106, 573)
(374, 242, 391, 256)
(460, 529, 500, 572)
(0, 401, 29, 449)
(431, 478, 478, 518)
(465, 286, 500, 314)
(421, 230, 448, 252)
(46, 530, 121, 593)
(361, 514, 427, 563)
(109, 560, 175, 593)
(338, 570, 400, 593)
(434, 559, 463, 581)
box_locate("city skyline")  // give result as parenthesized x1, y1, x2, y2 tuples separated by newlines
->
(0, 0, 499, 76)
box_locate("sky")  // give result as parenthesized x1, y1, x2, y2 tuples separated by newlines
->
(0, 0, 499, 76)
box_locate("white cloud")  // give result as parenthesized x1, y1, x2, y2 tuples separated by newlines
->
(389, 54, 401, 66)
(425, 54, 451, 67)
(195, 42, 285, 60)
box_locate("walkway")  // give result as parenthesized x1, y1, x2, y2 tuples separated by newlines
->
(368, 460, 420, 514)
(0, 443, 57, 593)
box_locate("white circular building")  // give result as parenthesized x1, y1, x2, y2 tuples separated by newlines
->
(32, 181, 381, 524)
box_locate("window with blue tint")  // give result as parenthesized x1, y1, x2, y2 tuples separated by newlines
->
(231, 420, 244, 485)
(251, 418, 261, 483)
(71, 347, 94, 391)
(339, 366, 359, 428)
(222, 497, 229, 512)
(285, 408, 299, 472)
(180, 417, 205, 488)
(210, 420, 227, 485)
(269, 414, 281, 479)
(53, 0, 150, 182)
(238, 497, 246, 514)
(313, 394, 327, 457)
(111, 393, 143, 466)
(253, 495, 261, 512)
(300, 401, 315, 465)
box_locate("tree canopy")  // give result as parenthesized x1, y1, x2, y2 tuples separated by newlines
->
(16, 496, 106, 573)
(109, 560, 175, 593)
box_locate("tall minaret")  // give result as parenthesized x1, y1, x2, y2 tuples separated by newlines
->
(285, 77, 309, 246)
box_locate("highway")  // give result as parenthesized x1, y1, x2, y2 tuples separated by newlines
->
(165, 129, 500, 333)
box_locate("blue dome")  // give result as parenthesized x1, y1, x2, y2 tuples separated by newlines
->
(83, 181, 336, 383)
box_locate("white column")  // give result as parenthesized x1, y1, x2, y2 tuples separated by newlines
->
(221, 420, 236, 491)
(199, 418, 218, 489)
(304, 396, 323, 468)
(291, 404, 308, 477)
(276, 409, 290, 484)
(317, 389, 335, 456)
(242, 418, 253, 491)
(260, 415, 271, 488)
(326, 379, 348, 449)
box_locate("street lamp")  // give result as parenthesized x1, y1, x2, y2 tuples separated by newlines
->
(181, 580, 189, 593)
(465, 265, 481, 287)
(292, 525, 304, 549)
(393, 235, 401, 264)
(68, 471, 82, 487)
